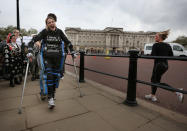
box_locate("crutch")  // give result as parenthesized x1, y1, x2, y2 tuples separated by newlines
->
(18, 59, 30, 114)
(72, 57, 84, 97)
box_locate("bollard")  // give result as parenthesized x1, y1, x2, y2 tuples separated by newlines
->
(124, 50, 139, 106)
(79, 51, 85, 82)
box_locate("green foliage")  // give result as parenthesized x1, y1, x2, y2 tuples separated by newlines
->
(0, 25, 38, 40)
(0, 25, 16, 40)
(28, 28, 38, 35)
(173, 36, 187, 45)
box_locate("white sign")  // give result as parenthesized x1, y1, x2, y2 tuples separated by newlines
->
(22, 36, 33, 46)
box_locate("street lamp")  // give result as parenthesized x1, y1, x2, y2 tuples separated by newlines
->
(16, 0, 20, 30)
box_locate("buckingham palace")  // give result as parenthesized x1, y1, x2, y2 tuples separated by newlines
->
(65, 27, 156, 54)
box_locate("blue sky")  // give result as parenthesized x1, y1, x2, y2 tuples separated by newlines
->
(0, 0, 187, 41)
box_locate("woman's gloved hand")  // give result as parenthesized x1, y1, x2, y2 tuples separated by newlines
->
(70, 51, 77, 58)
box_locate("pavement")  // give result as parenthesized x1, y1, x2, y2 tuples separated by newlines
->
(0, 72, 187, 131)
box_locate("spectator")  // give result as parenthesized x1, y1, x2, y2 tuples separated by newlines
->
(13, 29, 22, 46)
(5, 34, 22, 87)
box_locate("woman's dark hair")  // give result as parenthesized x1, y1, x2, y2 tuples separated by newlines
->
(47, 13, 57, 22)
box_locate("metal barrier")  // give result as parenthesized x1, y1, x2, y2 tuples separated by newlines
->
(66, 50, 187, 106)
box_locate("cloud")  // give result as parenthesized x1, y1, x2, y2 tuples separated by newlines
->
(0, 0, 187, 41)
(116, 0, 187, 41)
(118, 0, 187, 30)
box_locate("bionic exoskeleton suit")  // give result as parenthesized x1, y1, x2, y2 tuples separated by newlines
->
(28, 28, 75, 100)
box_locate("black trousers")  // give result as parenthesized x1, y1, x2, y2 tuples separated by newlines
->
(30, 57, 39, 79)
(60, 54, 67, 76)
(151, 62, 168, 95)
(44, 55, 62, 98)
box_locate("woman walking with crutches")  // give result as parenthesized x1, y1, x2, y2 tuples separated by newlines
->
(27, 13, 76, 109)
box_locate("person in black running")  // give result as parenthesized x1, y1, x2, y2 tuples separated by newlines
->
(27, 13, 76, 109)
(145, 30, 184, 102)
(145, 30, 173, 102)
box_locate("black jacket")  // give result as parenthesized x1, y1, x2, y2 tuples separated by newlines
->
(151, 42, 173, 65)
(28, 28, 73, 53)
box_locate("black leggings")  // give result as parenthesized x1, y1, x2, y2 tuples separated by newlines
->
(151, 62, 168, 95)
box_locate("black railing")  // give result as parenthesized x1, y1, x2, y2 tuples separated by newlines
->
(65, 50, 187, 106)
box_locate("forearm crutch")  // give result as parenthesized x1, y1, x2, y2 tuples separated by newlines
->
(72, 57, 84, 97)
(18, 59, 29, 114)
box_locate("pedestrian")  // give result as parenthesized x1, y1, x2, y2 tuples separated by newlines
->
(13, 29, 26, 82)
(27, 13, 76, 109)
(145, 30, 184, 102)
(13, 29, 22, 46)
(5, 34, 22, 87)
(30, 43, 40, 81)
(0, 38, 5, 78)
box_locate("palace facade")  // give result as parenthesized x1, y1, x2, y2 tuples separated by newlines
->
(65, 27, 156, 54)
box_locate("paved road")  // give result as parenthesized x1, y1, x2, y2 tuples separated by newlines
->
(1, 74, 187, 131)
(66, 55, 187, 115)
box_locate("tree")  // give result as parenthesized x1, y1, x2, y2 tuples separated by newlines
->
(173, 36, 187, 46)
(20, 28, 27, 36)
(0, 25, 38, 40)
(0, 25, 16, 40)
(28, 28, 38, 35)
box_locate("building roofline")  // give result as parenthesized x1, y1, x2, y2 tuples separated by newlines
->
(65, 27, 157, 35)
